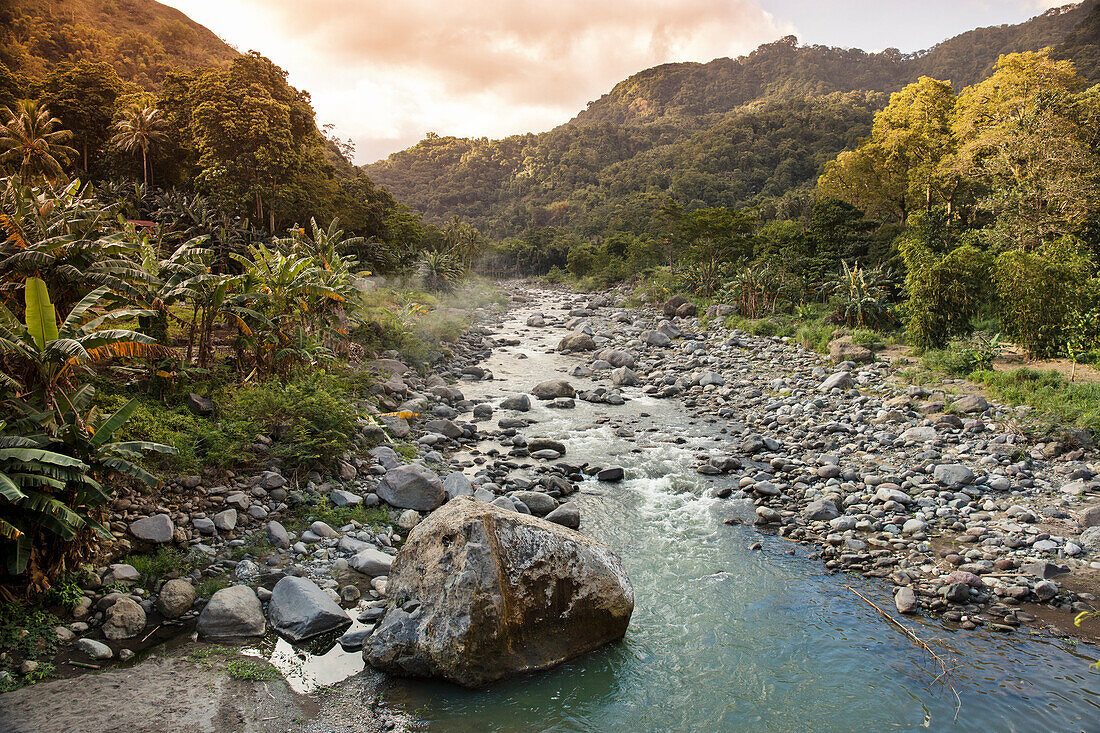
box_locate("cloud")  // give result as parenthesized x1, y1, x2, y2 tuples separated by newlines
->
(165, 0, 792, 162)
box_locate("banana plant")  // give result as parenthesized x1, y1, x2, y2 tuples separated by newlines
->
(0, 277, 171, 419)
(0, 420, 112, 577)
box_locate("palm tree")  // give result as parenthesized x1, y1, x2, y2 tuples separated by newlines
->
(0, 100, 78, 184)
(109, 105, 169, 189)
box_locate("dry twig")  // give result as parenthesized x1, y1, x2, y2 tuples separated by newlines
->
(846, 585, 962, 720)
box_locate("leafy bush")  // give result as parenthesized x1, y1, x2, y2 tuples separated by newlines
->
(219, 372, 360, 471)
(995, 239, 1092, 358)
(417, 249, 465, 292)
(827, 261, 894, 328)
(901, 240, 992, 349)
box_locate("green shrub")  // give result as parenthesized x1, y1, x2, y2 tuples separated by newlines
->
(972, 368, 1100, 432)
(995, 240, 1093, 358)
(796, 322, 837, 353)
(219, 372, 360, 471)
(901, 240, 992, 349)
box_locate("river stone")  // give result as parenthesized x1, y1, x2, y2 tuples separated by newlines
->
(443, 471, 474, 499)
(528, 438, 566, 455)
(597, 467, 624, 482)
(644, 330, 671, 347)
(662, 294, 689, 316)
(364, 496, 634, 688)
(953, 394, 989, 413)
(510, 491, 557, 516)
(598, 349, 635, 368)
(895, 587, 918, 614)
(129, 514, 174, 544)
(213, 508, 237, 532)
(76, 638, 113, 660)
(266, 520, 291, 548)
(378, 464, 445, 511)
(899, 426, 938, 443)
(545, 502, 580, 529)
(500, 394, 531, 411)
(1080, 526, 1100, 553)
(267, 576, 352, 643)
(531, 380, 575, 400)
(804, 499, 839, 521)
(157, 579, 196, 619)
(102, 597, 146, 640)
(820, 372, 853, 391)
(351, 547, 394, 576)
(558, 332, 596, 352)
(611, 367, 640, 386)
(425, 419, 463, 439)
(933, 464, 974, 488)
(197, 586, 266, 638)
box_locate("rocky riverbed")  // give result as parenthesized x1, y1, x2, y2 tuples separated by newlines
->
(3, 282, 1099, 732)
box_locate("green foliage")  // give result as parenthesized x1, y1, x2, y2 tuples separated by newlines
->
(283, 499, 390, 534)
(194, 574, 229, 599)
(972, 368, 1100, 433)
(122, 547, 199, 585)
(226, 657, 279, 681)
(995, 239, 1092, 358)
(220, 372, 360, 471)
(417, 249, 464, 293)
(900, 233, 993, 349)
(827, 261, 894, 328)
(0, 601, 59, 686)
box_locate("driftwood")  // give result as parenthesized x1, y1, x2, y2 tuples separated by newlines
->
(846, 585, 962, 720)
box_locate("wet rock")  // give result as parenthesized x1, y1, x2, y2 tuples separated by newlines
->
(378, 464, 445, 511)
(895, 587, 918, 614)
(510, 491, 557, 516)
(197, 586, 266, 638)
(531, 380, 575, 400)
(500, 394, 532, 411)
(364, 497, 633, 687)
(338, 628, 373, 652)
(528, 438, 566, 455)
(129, 514, 174, 544)
(597, 467, 625, 483)
(267, 576, 352, 643)
(545, 502, 580, 529)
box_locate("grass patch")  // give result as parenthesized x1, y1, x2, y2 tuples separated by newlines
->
(796, 322, 837, 353)
(226, 657, 279, 680)
(122, 547, 201, 585)
(971, 368, 1100, 433)
(195, 574, 230, 599)
(283, 499, 391, 533)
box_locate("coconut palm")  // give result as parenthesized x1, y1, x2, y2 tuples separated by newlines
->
(109, 105, 169, 189)
(0, 100, 78, 183)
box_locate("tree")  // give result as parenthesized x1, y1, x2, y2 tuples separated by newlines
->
(110, 105, 169, 188)
(0, 99, 77, 182)
(677, 207, 755, 295)
(819, 77, 957, 223)
(952, 51, 1096, 250)
(38, 62, 125, 174)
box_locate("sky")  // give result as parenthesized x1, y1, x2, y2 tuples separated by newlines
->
(162, 0, 1076, 164)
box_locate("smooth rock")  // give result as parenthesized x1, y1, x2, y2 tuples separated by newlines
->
(267, 576, 353, 643)
(197, 586, 266, 638)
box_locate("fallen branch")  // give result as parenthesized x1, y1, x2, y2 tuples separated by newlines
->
(846, 585, 962, 720)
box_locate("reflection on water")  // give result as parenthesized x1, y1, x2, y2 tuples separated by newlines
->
(264, 297, 1100, 731)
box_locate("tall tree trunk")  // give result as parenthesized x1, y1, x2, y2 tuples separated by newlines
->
(141, 146, 148, 189)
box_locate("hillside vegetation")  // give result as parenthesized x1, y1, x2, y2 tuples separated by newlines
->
(0, 0, 238, 87)
(366, 1, 1100, 240)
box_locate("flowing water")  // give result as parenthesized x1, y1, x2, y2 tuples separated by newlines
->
(267, 292, 1100, 732)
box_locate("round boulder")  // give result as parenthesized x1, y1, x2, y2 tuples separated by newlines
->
(378, 464, 445, 511)
(157, 579, 196, 619)
(363, 496, 634, 687)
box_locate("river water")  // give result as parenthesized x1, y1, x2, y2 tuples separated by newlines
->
(273, 291, 1100, 732)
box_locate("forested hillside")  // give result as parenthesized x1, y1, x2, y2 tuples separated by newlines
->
(366, 1, 1100, 240)
(0, 0, 238, 88)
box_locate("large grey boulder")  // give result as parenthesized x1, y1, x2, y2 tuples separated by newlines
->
(611, 367, 640, 386)
(557, 332, 596, 352)
(531, 379, 575, 400)
(197, 586, 265, 639)
(267, 576, 352, 643)
(378, 464, 445, 511)
(363, 496, 634, 687)
(129, 514, 174, 544)
(597, 349, 635, 369)
(500, 394, 531, 411)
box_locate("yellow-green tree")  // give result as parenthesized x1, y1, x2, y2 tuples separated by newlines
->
(0, 99, 77, 183)
(952, 51, 1097, 251)
(819, 77, 957, 223)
